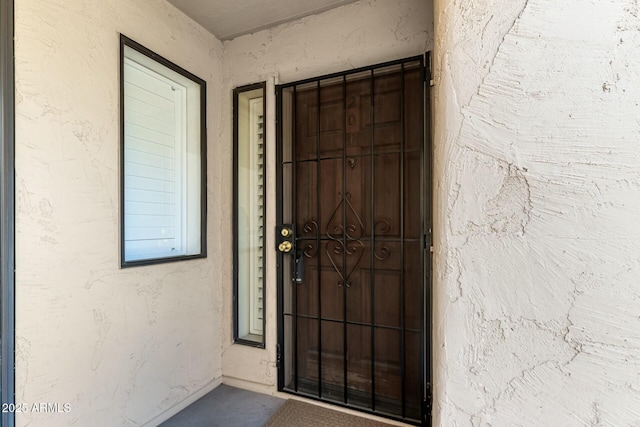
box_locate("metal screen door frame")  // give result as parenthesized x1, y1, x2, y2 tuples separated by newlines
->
(275, 54, 431, 426)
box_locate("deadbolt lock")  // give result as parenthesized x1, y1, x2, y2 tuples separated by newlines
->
(278, 241, 292, 253)
(281, 227, 293, 238)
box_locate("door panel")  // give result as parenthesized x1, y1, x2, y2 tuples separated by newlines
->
(277, 57, 426, 425)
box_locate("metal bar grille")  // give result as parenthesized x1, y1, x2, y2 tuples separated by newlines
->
(292, 85, 298, 393)
(341, 75, 348, 404)
(400, 62, 407, 419)
(276, 55, 427, 426)
(369, 68, 376, 412)
(316, 80, 323, 399)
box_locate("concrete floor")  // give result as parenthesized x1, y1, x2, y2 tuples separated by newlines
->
(159, 384, 286, 427)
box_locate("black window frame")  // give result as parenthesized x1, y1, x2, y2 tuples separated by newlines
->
(0, 0, 15, 425)
(119, 34, 207, 268)
(232, 82, 267, 348)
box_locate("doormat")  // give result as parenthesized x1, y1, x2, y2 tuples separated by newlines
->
(265, 399, 396, 427)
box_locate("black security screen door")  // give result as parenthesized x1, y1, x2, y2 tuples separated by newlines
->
(276, 56, 429, 425)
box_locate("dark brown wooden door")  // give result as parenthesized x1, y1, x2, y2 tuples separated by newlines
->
(277, 57, 426, 424)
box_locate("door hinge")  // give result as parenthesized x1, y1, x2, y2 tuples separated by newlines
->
(423, 51, 432, 84)
(424, 228, 433, 251)
(424, 233, 433, 250)
(276, 343, 282, 369)
(422, 382, 433, 426)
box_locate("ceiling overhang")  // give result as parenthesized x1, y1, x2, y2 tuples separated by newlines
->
(167, 0, 360, 41)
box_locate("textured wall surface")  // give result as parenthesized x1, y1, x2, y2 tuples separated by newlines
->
(433, 0, 640, 425)
(15, 1, 224, 425)
(220, 0, 432, 391)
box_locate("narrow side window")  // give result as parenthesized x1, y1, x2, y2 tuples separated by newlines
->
(233, 83, 266, 346)
(120, 35, 206, 267)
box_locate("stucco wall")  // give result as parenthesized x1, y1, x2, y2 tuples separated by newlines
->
(434, 0, 640, 425)
(15, 1, 224, 425)
(220, 0, 432, 391)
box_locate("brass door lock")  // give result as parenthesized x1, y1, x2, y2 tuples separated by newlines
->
(278, 241, 292, 253)
(277, 224, 294, 254)
(281, 227, 292, 238)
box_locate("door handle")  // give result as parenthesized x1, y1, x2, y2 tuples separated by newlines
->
(293, 253, 304, 283)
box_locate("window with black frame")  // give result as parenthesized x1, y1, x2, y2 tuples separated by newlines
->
(233, 82, 266, 346)
(120, 35, 207, 267)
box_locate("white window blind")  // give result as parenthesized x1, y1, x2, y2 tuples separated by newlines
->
(124, 59, 186, 260)
(121, 36, 204, 266)
(249, 98, 264, 335)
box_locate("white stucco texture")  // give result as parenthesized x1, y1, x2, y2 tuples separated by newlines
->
(15, 1, 224, 425)
(220, 0, 432, 391)
(434, 0, 640, 425)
